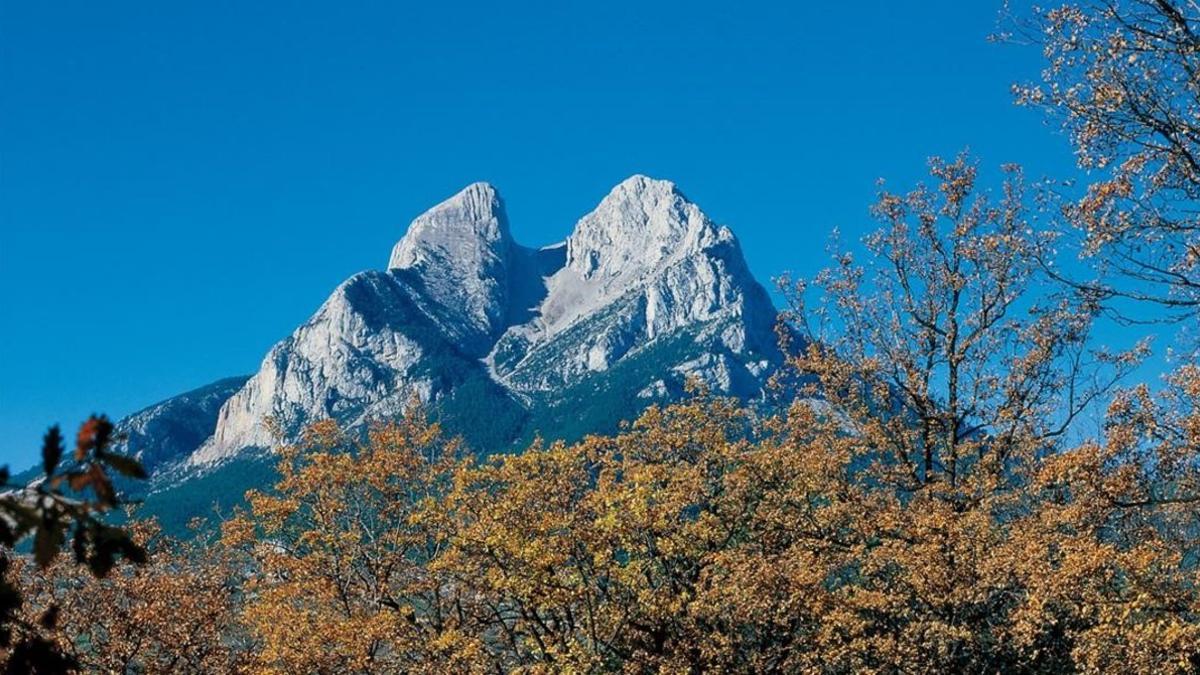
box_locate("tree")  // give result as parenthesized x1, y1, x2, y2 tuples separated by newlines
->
(221, 408, 476, 674)
(15, 520, 250, 674)
(765, 153, 1199, 672)
(441, 394, 770, 672)
(0, 416, 148, 673)
(782, 154, 1139, 493)
(1007, 8, 1200, 665)
(1011, 362, 1200, 673)
(1012, 0, 1200, 318)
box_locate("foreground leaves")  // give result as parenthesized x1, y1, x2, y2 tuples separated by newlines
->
(0, 415, 149, 673)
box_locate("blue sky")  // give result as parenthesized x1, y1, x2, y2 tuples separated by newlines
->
(1, 0, 1087, 467)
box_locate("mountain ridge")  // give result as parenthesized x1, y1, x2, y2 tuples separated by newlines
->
(53, 175, 789, 526)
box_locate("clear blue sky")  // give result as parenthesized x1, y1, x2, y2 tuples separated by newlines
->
(1, 0, 1083, 468)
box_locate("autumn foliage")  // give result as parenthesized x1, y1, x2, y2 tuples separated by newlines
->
(5, 1, 1200, 672)
(8, 188, 1200, 672)
(216, 374, 1198, 672)
(21, 154, 1191, 672)
(196, 153, 1198, 674)
(0, 415, 149, 673)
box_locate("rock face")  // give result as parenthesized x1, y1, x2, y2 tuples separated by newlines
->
(188, 272, 440, 465)
(112, 376, 249, 476)
(151, 176, 785, 481)
(489, 175, 779, 397)
(386, 182, 518, 355)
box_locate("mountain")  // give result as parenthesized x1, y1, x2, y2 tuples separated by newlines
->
(82, 176, 787, 530)
(9, 377, 248, 490)
(111, 376, 250, 476)
(489, 175, 779, 397)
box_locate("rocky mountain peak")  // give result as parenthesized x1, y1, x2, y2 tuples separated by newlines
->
(388, 181, 510, 271)
(485, 175, 780, 397)
(153, 176, 785, 483)
(386, 182, 516, 353)
(565, 174, 723, 282)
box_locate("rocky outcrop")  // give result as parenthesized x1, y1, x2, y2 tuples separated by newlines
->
(489, 175, 779, 396)
(111, 376, 248, 475)
(387, 182, 519, 355)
